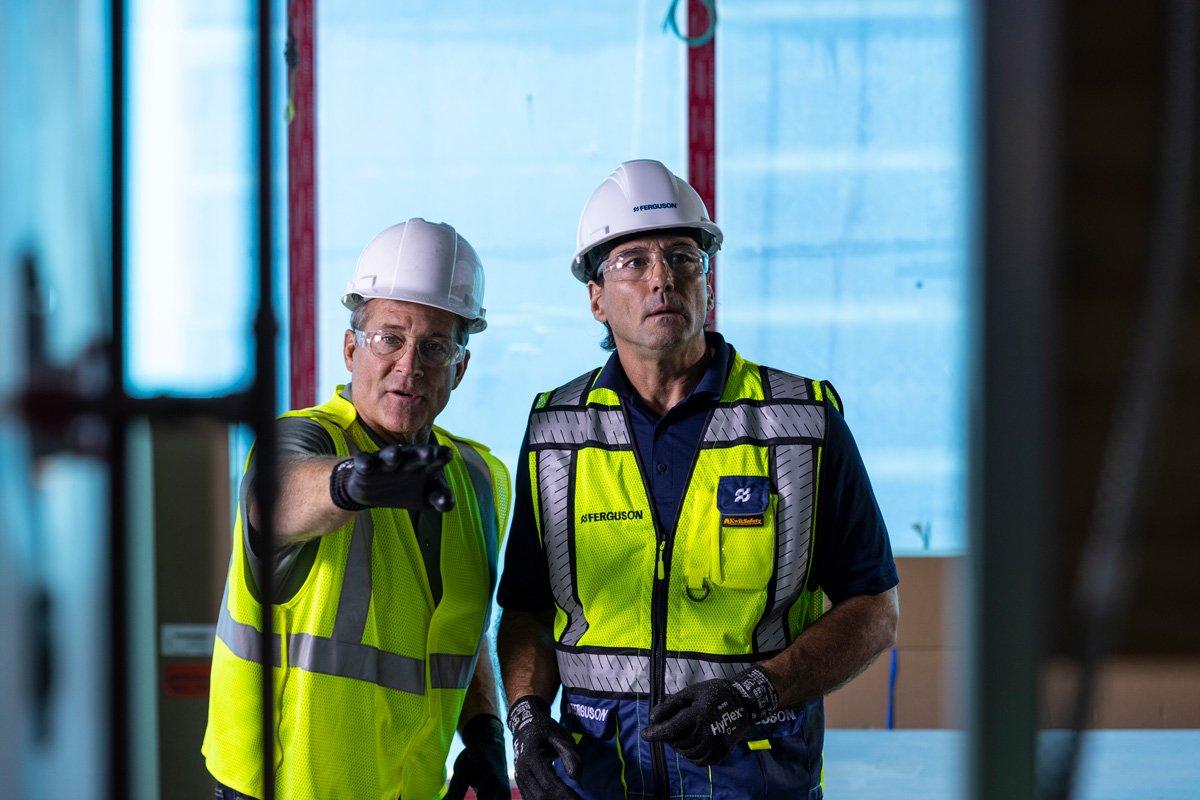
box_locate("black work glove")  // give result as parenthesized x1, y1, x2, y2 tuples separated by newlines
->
(446, 713, 510, 800)
(640, 665, 780, 766)
(328, 444, 454, 512)
(507, 695, 582, 800)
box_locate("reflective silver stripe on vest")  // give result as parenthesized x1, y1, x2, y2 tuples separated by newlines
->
(288, 632, 426, 693)
(215, 580, 281, 667)
(527, 407, 631, 448)
(284, 637, 476, 694)
(430, 653, 478, 690)
(454, 440, 498, 588)
(538, 449, 589, 645)
(704, 402, 825, 444)
(557, 650, 650, 694)
(765, 368, 810, 401)
(330, 506, 374, 642)
(664, 656, 758, 695)
(556, 650, 757, 696)
(754, 443, 818, 651)
(548, 370, 594, 406)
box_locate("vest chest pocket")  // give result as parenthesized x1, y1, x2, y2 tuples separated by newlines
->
(712, 476, 777, 591)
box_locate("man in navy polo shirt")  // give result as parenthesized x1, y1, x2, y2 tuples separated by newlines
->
(496, 160, 900, 800)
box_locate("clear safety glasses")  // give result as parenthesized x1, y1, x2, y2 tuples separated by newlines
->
(353, 329, 467, 368)
(597, 244, 710, 282)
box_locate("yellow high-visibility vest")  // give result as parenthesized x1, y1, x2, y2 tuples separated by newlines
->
(526, 352, 832, 695)
(203, 387, 510, 800)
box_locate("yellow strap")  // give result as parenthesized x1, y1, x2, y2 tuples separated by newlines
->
(746, 739, 771, 751)
(435, 425, 493, 454)
(282, 384, 358, 429)
(822, 380, 844, 413)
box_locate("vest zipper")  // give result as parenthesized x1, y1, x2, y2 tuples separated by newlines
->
(618, 398, 719, 800)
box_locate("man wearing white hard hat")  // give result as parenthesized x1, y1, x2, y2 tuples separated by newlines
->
(496, 160, 900, 799)
(203, 219, 512, 800)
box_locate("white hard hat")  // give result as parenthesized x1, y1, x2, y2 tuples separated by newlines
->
(570, 159, 723, 283)
(342, 218, 487, 333)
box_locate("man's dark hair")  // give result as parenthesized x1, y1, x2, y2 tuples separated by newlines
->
(600, 322, 616, 351)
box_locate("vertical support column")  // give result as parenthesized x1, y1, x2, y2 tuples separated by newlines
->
(254, 1, 279, 798)
(108, 0, 129, 796)
(972, 1, 1057, 798)
(687, 0, 717, 330)
(287, 0, 317, 409)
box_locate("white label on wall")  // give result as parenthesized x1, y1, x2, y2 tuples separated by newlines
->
(160, 624, 216, 657)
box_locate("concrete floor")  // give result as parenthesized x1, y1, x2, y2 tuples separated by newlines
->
(823, 730, 1200, 799)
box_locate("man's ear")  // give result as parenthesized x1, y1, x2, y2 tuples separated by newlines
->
(344, 329, 356, 372)
(451, 349, 471, 390)
(588, 280, 607, 323)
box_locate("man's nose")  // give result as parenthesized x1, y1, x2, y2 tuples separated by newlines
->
(391, 341, 424, 376)
(646, 255, 676, 293)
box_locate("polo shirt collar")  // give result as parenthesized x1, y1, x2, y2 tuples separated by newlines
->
(594, 331, 733, 405)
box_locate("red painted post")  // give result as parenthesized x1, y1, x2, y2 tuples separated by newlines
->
(287, 0, 317, 409)
(688, 0, 717, 330)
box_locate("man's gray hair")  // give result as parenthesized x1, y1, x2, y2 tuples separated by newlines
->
(349, 299, 470, 346)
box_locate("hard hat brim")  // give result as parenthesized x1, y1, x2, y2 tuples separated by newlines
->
(341, 292, 487, 334)
(570, 219, 724, 283)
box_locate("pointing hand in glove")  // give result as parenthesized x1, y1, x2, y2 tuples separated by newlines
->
(328, 443, 455, 512)
(640, 665, 780, 766)
(507, 695, 583, 800)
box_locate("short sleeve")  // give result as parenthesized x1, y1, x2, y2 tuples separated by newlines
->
(808, 401, 899, 605)
(242, 416, 337, 600)
(496, 429, 555, 613)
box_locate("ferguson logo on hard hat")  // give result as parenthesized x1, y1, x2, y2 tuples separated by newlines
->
(570, 159, 723, 283)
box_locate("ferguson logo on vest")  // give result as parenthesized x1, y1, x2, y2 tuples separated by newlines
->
(579, 509, 645, 524)
(567, 702, 610, 722)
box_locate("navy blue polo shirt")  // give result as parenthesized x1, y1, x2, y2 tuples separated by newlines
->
(497, 332, 898, 611)
(597, 332, 730, 533)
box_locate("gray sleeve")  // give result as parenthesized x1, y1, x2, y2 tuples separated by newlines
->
(273, 415, 339, 460)
(241, 417, 338, 601)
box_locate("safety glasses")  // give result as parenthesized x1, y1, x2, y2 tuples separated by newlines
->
(598, 244, 710, 282)
(353, 329, 466, 368)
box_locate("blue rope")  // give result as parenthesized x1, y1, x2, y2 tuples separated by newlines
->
(662, 0, 717, 47)
(887, 647, 899, 729)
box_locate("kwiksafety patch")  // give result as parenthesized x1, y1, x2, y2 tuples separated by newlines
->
(717, 476, 770, 527)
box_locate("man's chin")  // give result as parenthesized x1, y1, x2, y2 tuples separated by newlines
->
(633, 321, 700, 349)
(644, 310, 689, 326)
(370, 406, 428, 443)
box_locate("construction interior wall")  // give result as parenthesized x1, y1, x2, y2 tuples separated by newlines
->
(150, 421, 233, 799)
(826, 0, 1200, 739)
(825, 558, 1200, 729)
(1050, 0, 1200, 659)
